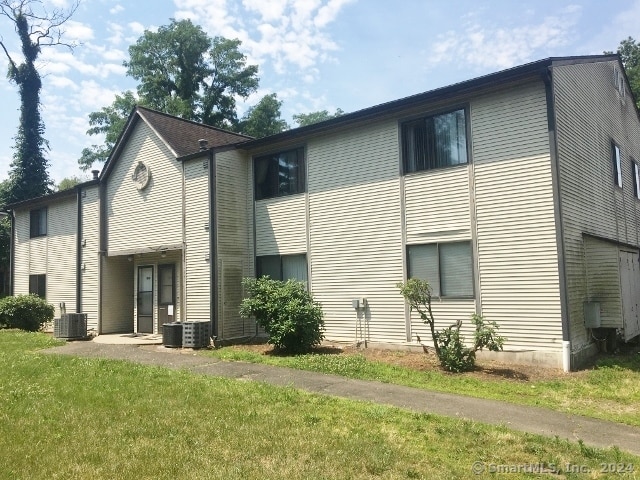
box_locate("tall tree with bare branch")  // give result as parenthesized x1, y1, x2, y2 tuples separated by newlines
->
(0, 0, 78, 205)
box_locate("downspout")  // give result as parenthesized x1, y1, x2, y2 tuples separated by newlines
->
(544, 66, 572, 372)
(208, 148, 218, 338)
(98, 181, 107, 334)
(76, 187, 83, 313)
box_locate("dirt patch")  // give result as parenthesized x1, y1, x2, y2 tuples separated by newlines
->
(218, 341, 587, 382)
(219, 338, 640, 382)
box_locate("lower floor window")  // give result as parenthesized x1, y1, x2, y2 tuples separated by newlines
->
(407, 241, 474, 297)
(257, 254, 308, 283)
(29, 274, 46, 299)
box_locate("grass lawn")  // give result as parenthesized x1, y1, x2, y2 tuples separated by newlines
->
(203, 342, 640, 427)
(1, 330, 639, 479)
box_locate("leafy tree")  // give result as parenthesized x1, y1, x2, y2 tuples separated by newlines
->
(57, 175, 87, 191)
(78, 91, 138, 170)
(607, 37, 640, 108)
(0, 0, 78, 205)
(80, 20, 259, 171)
(293, 108, 344, 127)
(237, 93, 288, 138)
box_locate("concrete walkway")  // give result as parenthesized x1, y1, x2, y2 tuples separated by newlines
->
(42, 341, 640, 456)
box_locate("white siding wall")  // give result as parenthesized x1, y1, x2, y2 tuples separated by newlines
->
(184, 157, 210, 322)
(554, 60, 640, 350)
(81, 185, 100, 330)
(583, 235, 622, 329)
(13, 209, 30, 296)
(48, 198, 78, 317)
(308, 120, 406, 343)
(13, 197, 78, 318)
(107, 121, 183, 254)
(216, 149, 255, 338)
(100, 256, 133, 333)
(472, 81, 563, 351)
(255, 195, 306, 256)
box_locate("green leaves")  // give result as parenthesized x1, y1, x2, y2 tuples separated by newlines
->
(240, 277, 324, 353)
(398, 279, 505, 372)
(0, 294, 54, 332)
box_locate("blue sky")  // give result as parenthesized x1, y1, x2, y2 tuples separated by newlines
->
(0, 0, 639, 184)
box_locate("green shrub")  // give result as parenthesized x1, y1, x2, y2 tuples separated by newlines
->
(0, 294, 55, 332)
(240, 277, 324, 353)
(397, 279, 505, 372)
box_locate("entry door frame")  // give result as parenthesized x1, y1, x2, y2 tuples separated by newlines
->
(157, 263, 176, 331)
(137, 265, 154, 333)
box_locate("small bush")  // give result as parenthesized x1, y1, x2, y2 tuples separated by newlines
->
(398, 279, 505, 372)
(0, 294, 55, 332)
(240, 277, 324, 353)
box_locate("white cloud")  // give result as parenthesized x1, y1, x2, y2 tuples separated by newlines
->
(63, 20, 94, 43)
(428, 5, 582, 70)
(174, 0, 352, 80)
(128, 21, 146, 35)
(110, 4, 125, 15)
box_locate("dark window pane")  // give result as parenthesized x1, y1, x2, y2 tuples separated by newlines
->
(402, 109, 467, 173)
(255, 148, 305, 200)
(257, 256, 281, 280)
(29, 274, 46, 298)
(30, 208, 47, 237)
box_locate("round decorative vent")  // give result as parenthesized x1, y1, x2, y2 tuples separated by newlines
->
(132, 161, 151, 190)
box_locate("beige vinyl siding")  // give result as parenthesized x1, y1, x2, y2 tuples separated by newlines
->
(308, 119, 406, 343)
(553, 60, 640, 349)
(216, 150, 254, 338)
(583, 235, 622, 329)
(404, 164, 475, 338)
(13, 199, 78, 317)
(81, 186, 100, 329)
(405, 166, 471, 243)
(47, 198, 78, 317)
(107, 121, 183, 254)
(100, 256, 133, 333)
(183, 157, 210, 322)
(472, 80, 562, 351)
(12, 209, 30, 295)
(255, 195, 306, 256)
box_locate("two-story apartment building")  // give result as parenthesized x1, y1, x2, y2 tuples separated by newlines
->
(8, 54, 640, 370)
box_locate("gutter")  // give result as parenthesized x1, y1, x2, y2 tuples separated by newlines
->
(76, 187, 82, 313)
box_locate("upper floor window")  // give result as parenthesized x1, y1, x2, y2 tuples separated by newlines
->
(30, 207, 47, 238)
(407, 241, 474, 298)
(633, 160, 640, 199)
(254, 147, 305, 200)
(612, 143, 622, 188)
(402, 108, 468, 173)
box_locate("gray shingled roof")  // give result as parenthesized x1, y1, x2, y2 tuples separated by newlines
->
(137, 106, 252, 157)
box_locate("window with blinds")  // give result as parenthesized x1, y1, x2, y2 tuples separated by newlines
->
(257, 254, 308, 284)
(407, 241, 473, 297)
(402, 108, 468, 173)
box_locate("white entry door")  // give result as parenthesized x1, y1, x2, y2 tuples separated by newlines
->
(619, 250, 640, 341)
